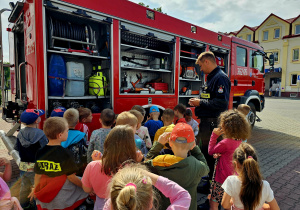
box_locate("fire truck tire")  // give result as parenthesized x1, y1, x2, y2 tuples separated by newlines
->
(247, 102, 256, 128)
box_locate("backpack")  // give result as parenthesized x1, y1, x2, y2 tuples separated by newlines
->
(67, 138, 87, 175)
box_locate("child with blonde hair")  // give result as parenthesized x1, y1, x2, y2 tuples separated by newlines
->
(82, 125, 143, 209)
(116, 111, 147, 154)
(222, 143, 280, 210)
(103, 164, 191, 210)
(208, 109, 251, 210)
(131, 105, 152, 149)
(63, 108, 87, 175)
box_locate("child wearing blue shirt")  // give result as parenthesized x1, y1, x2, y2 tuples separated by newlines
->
(144, 105, 163, 142)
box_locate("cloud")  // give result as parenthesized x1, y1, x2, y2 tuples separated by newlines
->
(0, 0, 298, 63)
(130, 0, 299, 33)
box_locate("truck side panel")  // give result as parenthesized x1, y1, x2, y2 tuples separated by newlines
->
(23, 1, 37, 108)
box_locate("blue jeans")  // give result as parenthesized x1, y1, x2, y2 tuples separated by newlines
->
(20, 171, 35, 207)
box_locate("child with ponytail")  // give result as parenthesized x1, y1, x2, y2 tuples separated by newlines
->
(208, 109, 251, 210)
(103, 164, 191, 210)
(221, 143, 280, 210)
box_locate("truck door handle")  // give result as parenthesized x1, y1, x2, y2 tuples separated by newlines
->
(252, 80, 255, 86)
(234, 79, 238, 86)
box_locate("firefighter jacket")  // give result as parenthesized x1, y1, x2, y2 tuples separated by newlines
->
(195, 66, 231, 118)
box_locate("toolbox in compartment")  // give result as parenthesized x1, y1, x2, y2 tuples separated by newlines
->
(149, 83, 168, 91)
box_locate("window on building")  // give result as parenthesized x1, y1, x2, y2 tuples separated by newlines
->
(296, 25, 300, 35)
(273, 51, 279, 62)
(236, 47, 247, 67)
(247, 34, 251, 41)
(238, 36, 243, 39)
(274, 29, 280, 38)
(291, 74, 297, 85)
(263, 31, 269, 40)
(250, 50, 264, 73)
(293, 48, 299, 61)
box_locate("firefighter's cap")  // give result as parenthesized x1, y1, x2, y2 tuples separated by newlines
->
(169, 123, 194, 143)
(20, 109, 45, 125)
(50, 107, 66, 117)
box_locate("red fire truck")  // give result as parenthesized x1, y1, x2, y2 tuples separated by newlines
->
(2, 0, 267, 135)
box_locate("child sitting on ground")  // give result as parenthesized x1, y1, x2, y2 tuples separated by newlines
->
(131, 105, 152, 149)
(222, 143, 280, 210)
(174, 103, 187, 124)
(62, 108, 87, 176)
(116, 112, 147, 154)
(144, 105, 163, 142)
(146, 123, 209, 210)
(0, 157, 22, 209)
(103, 163, 191, 210)
(87, 108, 115, 163)
(152, 108, 175, 155)
(185, 108, 199, 137)
(75, 107, 93, 144)
(50, 106, 66, 117)
(31, 117, 88, 210)
(208, 109, 251, 210)
(14, 109, 48, 208)
(82, 125, 144, 210)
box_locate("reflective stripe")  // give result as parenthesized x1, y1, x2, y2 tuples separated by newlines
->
(201, 93, 210, 98)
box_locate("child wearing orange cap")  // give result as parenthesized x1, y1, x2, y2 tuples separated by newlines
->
(145, 123, 209, 210)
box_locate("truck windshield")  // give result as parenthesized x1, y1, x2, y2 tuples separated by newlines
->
(250, 50, 264, 73)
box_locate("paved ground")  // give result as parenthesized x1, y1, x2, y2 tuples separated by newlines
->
(1, 97, 300, 209)
(197, 97, 300, 209)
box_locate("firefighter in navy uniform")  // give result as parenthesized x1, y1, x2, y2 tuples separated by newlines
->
(189, 51, 231, 181)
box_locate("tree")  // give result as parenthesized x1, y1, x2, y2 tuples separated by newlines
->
(138, 2, 164, 13)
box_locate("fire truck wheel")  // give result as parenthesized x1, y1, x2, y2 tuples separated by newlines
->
(247, 102, 256, 128)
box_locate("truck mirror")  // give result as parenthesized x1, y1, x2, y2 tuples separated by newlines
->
(269, 54, 274, 67)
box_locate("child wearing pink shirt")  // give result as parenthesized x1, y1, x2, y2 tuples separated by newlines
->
(208, 110, 251, 210)
(81, 125, 143, 210)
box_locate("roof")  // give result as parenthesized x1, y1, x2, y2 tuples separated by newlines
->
(255, 13, 293, 31)
(224, 14, 300, 37)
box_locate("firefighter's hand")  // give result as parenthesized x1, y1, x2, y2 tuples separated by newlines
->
(91, 150, 102, 161)
(188, 98, 200, 107)
(158, 132, 171, 145)
(213, 128, 224, 136)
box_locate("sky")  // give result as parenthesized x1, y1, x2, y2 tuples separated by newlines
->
(0, 0, 299, 63)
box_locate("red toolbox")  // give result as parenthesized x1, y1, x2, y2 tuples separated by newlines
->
(149, 83, 168, 91)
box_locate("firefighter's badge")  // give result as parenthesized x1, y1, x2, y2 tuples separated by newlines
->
(218, 86, 224, 94)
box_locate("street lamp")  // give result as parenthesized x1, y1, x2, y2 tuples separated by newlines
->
(0, 8, 11, 106)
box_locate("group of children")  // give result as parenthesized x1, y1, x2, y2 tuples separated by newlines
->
(0, 103, 280, 210)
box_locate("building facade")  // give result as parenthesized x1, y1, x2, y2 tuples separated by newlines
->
(228, 14, 300, 97)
